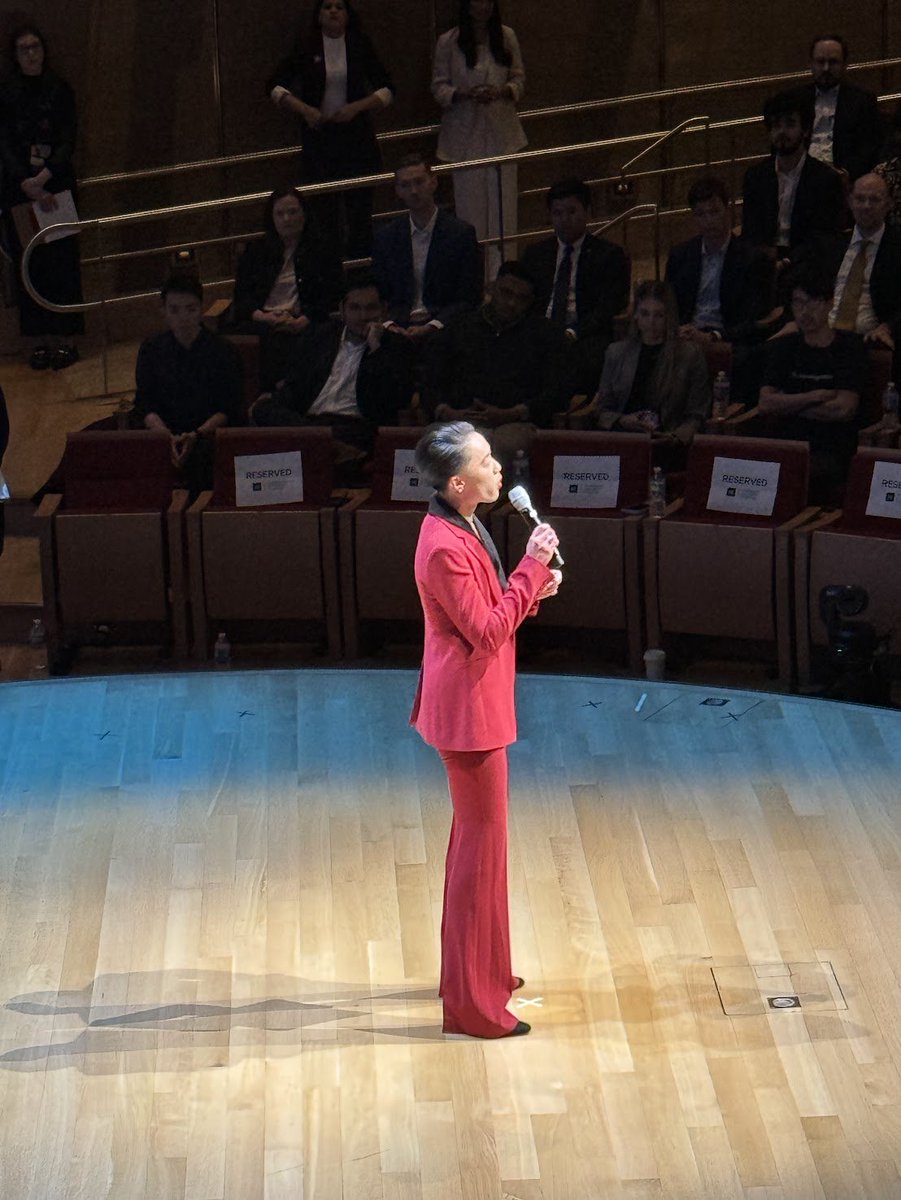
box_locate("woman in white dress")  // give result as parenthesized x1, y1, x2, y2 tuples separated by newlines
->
(432, 0, 526, 280)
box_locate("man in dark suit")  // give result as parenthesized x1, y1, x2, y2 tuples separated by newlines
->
(742, 90, 847, 258)
(802, 34, 884, 182)
(252, 272, 415, 477)
(372, 154, 481, 345)
(790, 173, 901, 351)
(666, 176, 775, 345)
(520, 178, 630, 390)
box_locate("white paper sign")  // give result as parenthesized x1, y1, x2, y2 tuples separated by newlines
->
(550, 455, 621, 509)
(390, 449, 433, 502)
(234, 451, 304, 507)
(707, 455, 780, 516)
(865, 459, 901, 519)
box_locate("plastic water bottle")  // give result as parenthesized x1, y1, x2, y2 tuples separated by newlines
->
(28, 617, 46, 647)
(882, 381, 900, 430)
(213, 631, 231, 667)
(712, 370, 730, 421)
(648, 466, 666, 518)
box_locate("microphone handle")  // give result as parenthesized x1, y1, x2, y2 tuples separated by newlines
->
(517, 507, 565, 569)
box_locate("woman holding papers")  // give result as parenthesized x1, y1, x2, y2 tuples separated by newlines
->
(410, 421, 560, 1038)
(0, 22, 83, 370)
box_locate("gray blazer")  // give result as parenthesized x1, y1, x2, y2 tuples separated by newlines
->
(596, 337, 711, 444)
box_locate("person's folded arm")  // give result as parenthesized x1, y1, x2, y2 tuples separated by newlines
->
(422, 543, 551, 654)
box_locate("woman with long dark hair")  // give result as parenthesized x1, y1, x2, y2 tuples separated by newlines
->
(594, 279, 711, 451)
(410, 421, 560, 1038)
(432, 0, 526, 280)
(0, 22, 83, 370)
(268, 0, 394, 259)
(229, 186, 343, 386)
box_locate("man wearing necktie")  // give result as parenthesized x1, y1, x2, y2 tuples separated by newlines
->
(788, 173, 901, 352)
(520, 178, 631, 392)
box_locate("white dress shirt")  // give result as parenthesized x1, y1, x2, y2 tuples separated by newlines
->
(545, 235, 585, 326)
(776, 153, 806, 248)
(810, 87, 839, 165)
(409, 207, 439, 324)
(263, 249, 299, 313)
(307, 329, 367, 418)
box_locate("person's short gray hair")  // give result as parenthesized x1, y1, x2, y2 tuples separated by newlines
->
(414, 422, 478, 490)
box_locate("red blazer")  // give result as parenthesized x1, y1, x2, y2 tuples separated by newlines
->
(410, 508, 551, 751)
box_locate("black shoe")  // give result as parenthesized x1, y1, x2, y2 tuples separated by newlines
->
(505, 1020, 530, 1037)
(52, 345, 79, 370)
(30, 346, 52, 370)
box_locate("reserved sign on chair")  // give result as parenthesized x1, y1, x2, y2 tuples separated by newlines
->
(865, 460, 901, 519)
(390, 449, 433, 502)
(707, 456, 780, 517)
(234, 452, 304, 507)
(550, 455, 621, 509)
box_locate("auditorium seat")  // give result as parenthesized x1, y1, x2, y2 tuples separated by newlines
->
(338, 426, 429, 657)
(643, 433, 816, 685)
(793, 445, 901, 686)
(500, 430, 651, 671)
(35, 430, 188, 666)
(186, 427, 341, 659)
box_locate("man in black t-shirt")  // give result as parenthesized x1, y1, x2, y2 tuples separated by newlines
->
(760, 267, 867, 503)
(133, 274, 243, 494)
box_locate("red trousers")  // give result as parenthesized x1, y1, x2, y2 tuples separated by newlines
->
(438, 746, 519, 1037)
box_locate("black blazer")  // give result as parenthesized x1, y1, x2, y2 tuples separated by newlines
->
(231, 235, 343, 326)
(794, 228, 901, 329)
(276, 319, 415, 425)
(372, 208, 481, 327)
(799, 81, 884, 181)
(741, 154, 847, 252)
(665, 234, 775, 343)
(0, 69, 77, 205)
(519, 232, 631, 340)
(268, 30, 394, 175)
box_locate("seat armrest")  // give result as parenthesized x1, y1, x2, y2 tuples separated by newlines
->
(35, 493, 63, 521)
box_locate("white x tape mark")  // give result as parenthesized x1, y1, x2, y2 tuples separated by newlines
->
(515, 996, 543, 1008)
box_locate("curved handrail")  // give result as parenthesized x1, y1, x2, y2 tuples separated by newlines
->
(76, 56, 901, 191)
(618, 116, 708, 177)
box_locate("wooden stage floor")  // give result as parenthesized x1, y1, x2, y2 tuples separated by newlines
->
(2, 668, 901, 1199)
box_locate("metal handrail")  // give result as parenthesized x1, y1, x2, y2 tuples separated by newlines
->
(76, 56, 901, 191)
(618, 116, 709, 177)
(20, 124, 703, 315)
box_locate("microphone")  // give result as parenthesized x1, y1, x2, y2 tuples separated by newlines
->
(508, 485, 564, 569)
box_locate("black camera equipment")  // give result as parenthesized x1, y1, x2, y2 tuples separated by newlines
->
(817, 584, 892, 705)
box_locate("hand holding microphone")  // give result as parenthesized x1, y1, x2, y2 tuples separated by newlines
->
(509, 485, 564, 571)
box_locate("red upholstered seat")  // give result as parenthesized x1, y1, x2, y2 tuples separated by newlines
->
(187, 427, 341, 658)
(501, 430, 652, 671)
(794, 445, 901, 684)
(338, 426, 429, 657)
(35, 430, 189, 665)
(643, 433, 816, 685)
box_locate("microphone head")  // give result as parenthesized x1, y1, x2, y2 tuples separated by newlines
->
(508, 485, 534, 514)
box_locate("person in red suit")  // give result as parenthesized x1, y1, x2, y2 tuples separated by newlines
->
(409, 421, 561, 1037)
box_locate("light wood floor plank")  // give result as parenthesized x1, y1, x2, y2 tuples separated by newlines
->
(1, 670, 900, 1198)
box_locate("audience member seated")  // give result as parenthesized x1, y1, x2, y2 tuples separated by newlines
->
(421, 260, 568, 468)
(252, 271, 415, 484)
(372, 153, 481, 345)
(803, 33, 884, 182)
(787, 173, 901, 353)
(228, 187, 343, 389)
(874, 103, 901, 229)
(594, 280, 711, 470)
(520, 177, 630, 392)
(666, 175, 775, 403)
(742, 90, 847, 259)
(759, 266, 867, 504)
(133, 274, 243, 497)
